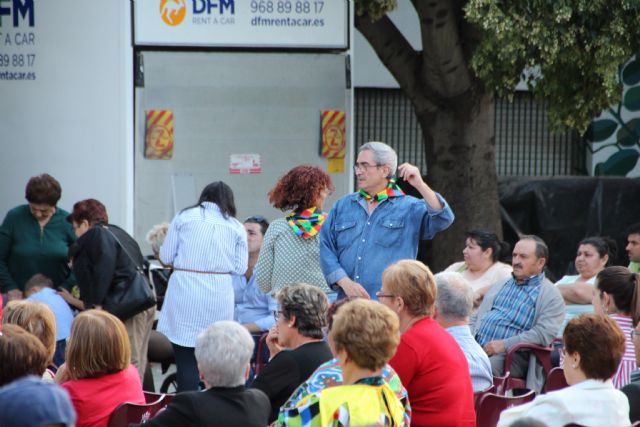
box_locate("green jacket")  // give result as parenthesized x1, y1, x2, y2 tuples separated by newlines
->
(0, 205, 76, 292)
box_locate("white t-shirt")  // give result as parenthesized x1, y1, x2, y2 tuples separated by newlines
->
(444, 261, 513, 292)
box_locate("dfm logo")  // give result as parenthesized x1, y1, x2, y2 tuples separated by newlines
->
(0, 0, 34, 28)
(160, 0, 186, 26)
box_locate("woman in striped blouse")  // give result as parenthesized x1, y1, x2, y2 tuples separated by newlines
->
(256, 165, 333, 296)
(593, 266, 640, 388)
(158, 181, 248, 392)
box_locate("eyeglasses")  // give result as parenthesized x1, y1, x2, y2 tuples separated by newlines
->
(375, 291, 396, 299)
(273, 310, 283, 321)
(353, 162, 382, 173)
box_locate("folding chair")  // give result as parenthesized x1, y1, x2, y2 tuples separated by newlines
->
(476, 389, 535, 427)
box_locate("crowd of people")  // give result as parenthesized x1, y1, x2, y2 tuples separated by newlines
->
(0, 142, 639, 427)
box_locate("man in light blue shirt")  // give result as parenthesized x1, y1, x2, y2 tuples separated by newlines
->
(320, 141, 454, 299)
(434, 272, 493, 392)
(233, 216, 277, 334)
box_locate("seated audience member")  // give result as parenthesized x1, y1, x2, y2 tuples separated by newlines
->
(622, 320, 640, 423)
(444, 230, 512, 306)
(0, 376, 76, 427)
(55, 309, 144, 427)
(233, 216, 276, 348)
(3, 300, 57, 377)
(472, 236, 564, 390)
(380, 260, 476, 426)
(626, 223, 640, 273)
(592, 266, 639, 388)
(145, 222, 171, 308)
(251, 283, 333, 423)
(146, 222, 169, 259)
(280, 299, 405, 426)
(498, 314, 631, 427)
(131, 321, 270, 427)
(434, 272, 493, 392)
(278, 297, 411, 426)
(24, 273, 75, 365)
(555, 236, 615, 333)
(0, 324, 48, 386)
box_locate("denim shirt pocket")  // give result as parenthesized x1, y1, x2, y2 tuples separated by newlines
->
(374, 218, 405, 247)
(333, 219, 358, 249)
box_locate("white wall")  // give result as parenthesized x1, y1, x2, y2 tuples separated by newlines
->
(0, 1, 133, 228)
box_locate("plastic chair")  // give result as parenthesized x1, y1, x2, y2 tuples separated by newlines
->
(476, 389, 535, 427)
(474, 384, 495, 412)
(543, 367, 568, 393)
(503, 343, 553, 390)
(251, 331, 269, 377)
(107, 395, 167, 427)
(492, 373, 510, 396)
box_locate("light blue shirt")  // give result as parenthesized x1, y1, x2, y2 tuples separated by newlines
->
(319, 192, 454, 298)
(446, 325, 493, 392)
(232, 269, 277, 331)
(27, 287, 74, 341)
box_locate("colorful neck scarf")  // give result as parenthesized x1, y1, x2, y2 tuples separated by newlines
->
(287, 207, 327, 239)
(358, 180, 405, 202)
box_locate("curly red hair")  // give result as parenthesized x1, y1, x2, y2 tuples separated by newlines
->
(268, 165, 334, 211)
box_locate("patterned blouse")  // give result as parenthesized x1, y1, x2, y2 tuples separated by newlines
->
(255, 218, 330, 295)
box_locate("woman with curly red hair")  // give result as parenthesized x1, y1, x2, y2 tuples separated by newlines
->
(256, 165, 334, 296)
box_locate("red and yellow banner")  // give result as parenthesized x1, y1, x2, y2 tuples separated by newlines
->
(145, 110, 174, 160)
(321, 110, 346, 159)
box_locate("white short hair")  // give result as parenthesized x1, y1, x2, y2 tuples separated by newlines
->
(195, 321, 254, 387)
(145, 223, 169, 255)
(359, 142, 397, 178)
(435, 272, 474, 320)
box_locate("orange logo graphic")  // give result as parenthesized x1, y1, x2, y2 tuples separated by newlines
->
(160, 0, 186, 26)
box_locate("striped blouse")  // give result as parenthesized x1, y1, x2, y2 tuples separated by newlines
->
(158, 202, 248, 347)
(610, 313, 637, 389)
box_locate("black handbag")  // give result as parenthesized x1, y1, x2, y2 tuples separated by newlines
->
(102, 226, 157, 321)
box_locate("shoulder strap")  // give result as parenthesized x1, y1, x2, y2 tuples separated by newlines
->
(101, 225, 143, 272)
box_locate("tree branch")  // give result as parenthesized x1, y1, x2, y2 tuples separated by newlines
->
(412, 0, 473, 98)
(355, 13, 440, 113)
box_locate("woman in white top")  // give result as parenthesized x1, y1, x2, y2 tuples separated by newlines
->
(158, 181, 248, 392)
(444, 230, 512, 306)
(555, 236, 616, 334)
(498, 313, 630, 427)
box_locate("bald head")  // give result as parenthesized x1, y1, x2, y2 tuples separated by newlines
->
(435, 272, 474, 322)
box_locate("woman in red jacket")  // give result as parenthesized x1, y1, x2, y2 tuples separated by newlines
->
(379, 259, 476, 427)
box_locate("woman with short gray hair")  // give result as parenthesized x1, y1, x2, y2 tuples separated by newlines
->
(251, 283, 333, 423)
(131, 321, 271, 427)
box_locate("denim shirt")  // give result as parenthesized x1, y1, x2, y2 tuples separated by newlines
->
(319, 192, 454, 298)
(232, 268, 277, 331)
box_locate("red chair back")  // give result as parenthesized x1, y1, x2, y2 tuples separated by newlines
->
(252, 331, 269, 376)
(107, 395, 167, 427)
(492, 373, 510, 395)
(474, 384, 495, 412)
(476, 389, 535, 427)
(543, 367, 568, 393)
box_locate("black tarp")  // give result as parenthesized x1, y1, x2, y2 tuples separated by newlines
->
(499, 177, 640, 281)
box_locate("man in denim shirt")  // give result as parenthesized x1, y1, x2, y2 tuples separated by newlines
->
(319, 141, 454, 299)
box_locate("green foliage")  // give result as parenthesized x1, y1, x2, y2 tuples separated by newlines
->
(466, 0, 640, 132)
(353, 0, 397, 20)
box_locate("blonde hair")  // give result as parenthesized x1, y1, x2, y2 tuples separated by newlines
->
(3, 300, 57, 365)
(330, 299, 400, 370)
(382, 260, 437, 317)
(65, 310, 130, 380)
(146, 222, 169, 256)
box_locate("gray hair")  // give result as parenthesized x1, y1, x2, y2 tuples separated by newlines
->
(435, 272, 474, 320)
(195, 321, 254, 387)
(359, 142, 397, 178)
(146, 223, 169, 256)
(277, 283, 329, 339)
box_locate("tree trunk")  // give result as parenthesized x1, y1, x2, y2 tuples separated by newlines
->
(419, 90, 502, 271)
